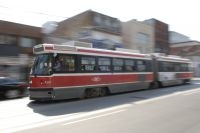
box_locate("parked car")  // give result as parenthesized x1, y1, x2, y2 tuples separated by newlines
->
(0, 77, 28, 99)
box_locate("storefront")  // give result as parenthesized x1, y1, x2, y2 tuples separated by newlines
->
(0, 20, 42, 81)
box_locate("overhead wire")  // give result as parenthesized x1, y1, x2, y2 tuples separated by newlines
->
(0, 4, 68, 19)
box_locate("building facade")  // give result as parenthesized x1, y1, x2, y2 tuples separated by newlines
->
(169, 31, 190, 44)
(170, 41, 200, 77)
(122, 18, 169, 54)
(122, 19, 154, 53)
(144, 19, 169, 54)
(47, 10, 122, 49)
(0, 20, 42, 80)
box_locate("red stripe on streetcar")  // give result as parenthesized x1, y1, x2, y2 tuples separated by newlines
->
(30, 73, 153, 88)
(146, 74, 154, 81)
(53, 74, 139, 87)
(176, 72, 193, 79)
(30, 77, 52, 88)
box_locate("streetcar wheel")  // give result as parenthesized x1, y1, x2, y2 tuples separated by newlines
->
(85, 88, 94, 98)
(149, 82, 158, 89)
(99, 88, 108, 97)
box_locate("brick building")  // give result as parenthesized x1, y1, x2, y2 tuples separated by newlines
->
(144, 19, 169, 54)
(46, 10, 122, 49)
(0, 20, 42, 80)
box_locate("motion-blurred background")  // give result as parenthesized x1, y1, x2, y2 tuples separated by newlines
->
(0, 9, 200, 82)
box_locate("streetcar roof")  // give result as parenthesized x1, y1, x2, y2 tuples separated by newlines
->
(33, 43, 152, 59)
(152, 54, 191, 63)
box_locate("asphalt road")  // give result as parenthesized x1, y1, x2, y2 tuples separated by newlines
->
(1, 80, 200, 133)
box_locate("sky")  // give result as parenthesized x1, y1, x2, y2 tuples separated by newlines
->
(0, 0, 199, 41)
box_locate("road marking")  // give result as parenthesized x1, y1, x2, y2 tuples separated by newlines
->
(134, 88, 200, 104)
(192, 82, 200, 84)
(1, 104, 130, 133)
(173, 88, 200, 96)
(63, 109, 126, 126)
(182, 90, 200, 96)
(134, 95, 173, 104)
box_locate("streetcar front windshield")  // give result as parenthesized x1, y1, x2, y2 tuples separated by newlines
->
(31, 54, 52, 75)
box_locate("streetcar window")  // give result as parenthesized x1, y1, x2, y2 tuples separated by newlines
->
(174, 63, 181, 72)
(159, 61, 189, 72)
(125, 59, 136, 72)
(98, 57, 111, 72)
(136, 60, 146, 72)
(159, 61, 174, 72)
(145, 60, 152, 72)
(180, 63, 189, 72)
(32, 54, 52, 75)
(158, 61, 190, 72)
(112, 58, 124, 72)
(159, 61, 167, 72)
(64, 55, 75, 72)
(81, 56, 96, 72)
(53, 54, 75, 73)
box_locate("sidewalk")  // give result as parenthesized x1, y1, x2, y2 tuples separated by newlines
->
(192, 77, 200, 81)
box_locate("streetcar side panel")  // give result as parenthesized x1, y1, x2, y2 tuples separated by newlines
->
(155, 55, 193, 87)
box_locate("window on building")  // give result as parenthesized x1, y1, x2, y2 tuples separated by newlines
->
(94, 14, 102, 25)
(19, 37, 37, 47)
(0, 35, 17, 45)
(135, 33, 149, 44)
(112, 21, 120, 28)
(105, 19, 111, 26)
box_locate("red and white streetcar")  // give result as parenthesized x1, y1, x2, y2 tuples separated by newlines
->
(28, 41, 193, 101)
